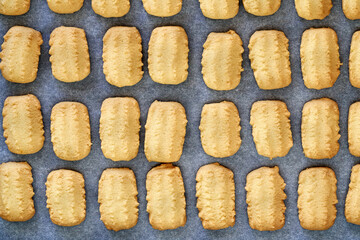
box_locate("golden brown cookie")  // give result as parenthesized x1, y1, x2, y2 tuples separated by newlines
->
(349, 31, 360, 88)
(199, 0, 239, 19)
(348, 102, 360, 156)
(0, 0, 30, 15)
(92, 0, 130, 17)
(47, 0, 84, 14)
(345, 164, 360, 225)
(295, 0, 332, 20)
(343, 0, 360, 19)
(243, 0, 281, 16)
(142, 0, 182, 17)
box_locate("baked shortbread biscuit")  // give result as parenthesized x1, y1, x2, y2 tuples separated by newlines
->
(196, 163, 235, 230)
(201, 30, 244, 90)
(345, 164, 360, 225)
(295, 0, 332, 20)
(199, 101, 241, 158)
(301, 98, 340, 159)
(245, 166, 286, 231)
(100, 97, 140, 161)
(298, 167, 337, 230)
(0, 162, 35, 222)
(300, 28, 340, 89)
(3, 94, 44, 154)
(142, 0, 182, 17)
(243, 0, 281, 16)
(47, 0, 84, 14)
(349, 31, 360, 88)
(199, 0, 238, 19)
(349, 102, 360, 156)
(92, 0, 129, 17)
(145, 101, 187, 163)
(248, 30, 291, 90)
(0, 26, 43, 83)
(250, 100, 293, 159)
(49, 26, 90, 82)
(46, 169, 86, 227)
(148, 26, 188, 85)
(343, 0, 360, 20)
(146, 164, 186, 230)
(0, 0, 30, 15)
(51, 102, 92, 161)
(103, 27, 143, 87)
(98, 168, 139, 231)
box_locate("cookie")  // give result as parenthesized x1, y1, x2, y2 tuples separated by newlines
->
(0, 26, 43, 83)
(100, 97, 140, 161)
(345, 164, 360, 225)
(92, 0, 129, 17)
(196, 163, 235, 230)
(243, 0, 281, 16)
(145, 101, 187, 163)
(298, 167, 337, 230)
(98, 168, 139, 231)
(0, 0, 30, 15)
(49, 26, 90, 82)
(142, 0, 182, 17)
(201, 30, 244, 90)
(46, 169, 86, 227)
(148, 26, 188, 85)
(248, 30, 291, 90)
(199, 0, 238, 19)
(301, 98, 340, 159)
(245, 166, 286, 231)
(51, 102, 92, 161)
(3, 94, 44, 154)
(343, 0, 360, 20)
(0, 162, 35, 222)
(102, 27, 143, 87)
(300, 28, 340, 89)
(349, 102, 360, 156)
(295, 0, 332, 20)
(199, 101, 241, 158)
(250, 100, 293, 159)
(349, 31, 360, 88)
(47, 0, 83, 14)
(146, 164, 186, 230)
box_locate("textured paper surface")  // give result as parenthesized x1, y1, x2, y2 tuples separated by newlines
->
(0, 0, 360, 239)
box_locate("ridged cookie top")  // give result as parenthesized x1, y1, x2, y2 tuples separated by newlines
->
(51, 102, 92, 161)
(142, 0, 182, 17)
(201, 30, 244, 91)
(345, 164, 360, 225)
(102, 27, 143, 87)
(46, 169, 86, 227)
(349, 102, 360, 157)
(146, 164, 186, 230)
(145, 101, 187, 163)
(199, 0, 239, 19)
(300, 28, 340, 89)
(298, 167, 337, 230)
(196, 163, 235, 230)
(349, 31, 360, 88)
(0, 162, 34, 222)
(0, 0, 30, 15)
(92, 0, 130, 17)
(250, 100, 293, 159)
(248, 30, 291, 90)
(49, 26, 90, 82)
(3, 94, 44, 154)
(100, 97, 140, 161)
(343, 0, 360, 20)
(295, 0, 332, 20)
(148, 26, 188, 85)
(0, 26, 43, 83)
(98, 168, 139, 231)
(243, 0, 281, 16)
(199, 101, 241, 158)
(301, 98, 340, 159)
(47, 0, 84, 14)
(245, 166, 286, 231)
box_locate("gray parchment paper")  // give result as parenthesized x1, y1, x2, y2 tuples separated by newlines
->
(0, 0, 360, 239)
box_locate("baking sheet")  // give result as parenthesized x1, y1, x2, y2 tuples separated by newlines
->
(0, 0, 360, 239)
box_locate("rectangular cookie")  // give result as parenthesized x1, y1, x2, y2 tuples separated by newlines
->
(245, 166, 286, 231)
(102, 27, 143, 87)
(349, 31, 360, 88)
(196, 163, 235, 230)
(250, 100, 293, 159)
(142, 0, 182, 17)
(345, 164, 360, 225)
(146, 164, 186, 230)
(145, 101, 187, 162)
(348, 102, 360, 156)
(295, 0, 332, 20)
(148, 26, 188, 85)
(0, 26, 43, 83)
(2, 94, 44, 154)
(343, 0, 360, 20)
(92, 0, 130, 17)
(46, 169, 86, 227)
(0, 0, 30, 15)
(248, 30, 291, 90)
(243, 0, 281, 16)
(199, 0, 238, 19)
(0, 162, 35, 222)
(98, 168, 139, 231)
(51, 102, 92, 161)
(199, 101, 241, 158)
(301, 98, 340, 159)
(298, 167, 337, 230)
(47, 0, 83, 14)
